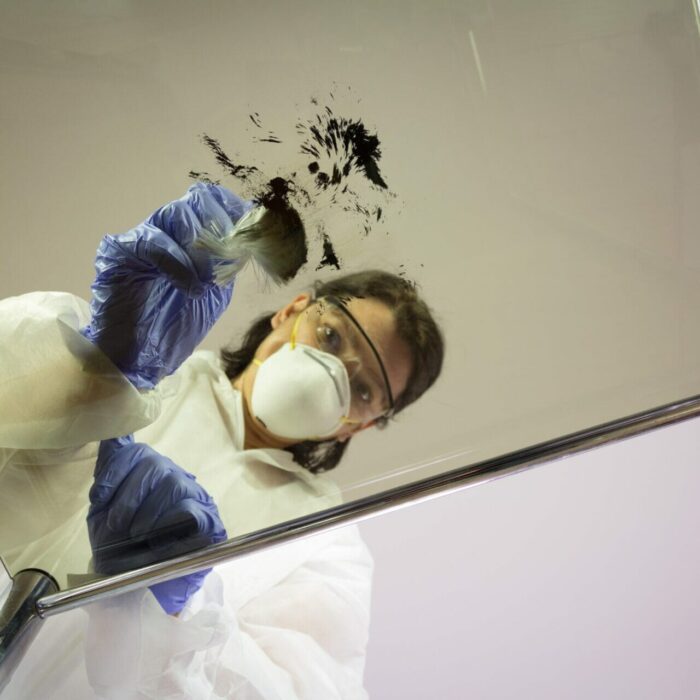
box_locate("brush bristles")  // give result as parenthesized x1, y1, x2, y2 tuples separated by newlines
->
(195, 206, 308, 285)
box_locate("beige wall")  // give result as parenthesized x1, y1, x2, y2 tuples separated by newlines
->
(1, 0, 699, 496)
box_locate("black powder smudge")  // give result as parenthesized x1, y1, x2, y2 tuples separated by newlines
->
(255, 176, 297, 210)
(256, 134, 282, 144)
(199, 134, 259, 181)
(316, 226, 341, 271)
(192, 91, 397, 274)
(196, 135, 313, 210)
(300, 141, 320, 159)
(297, 106, 388, 191)
(188, 170, 221, 185)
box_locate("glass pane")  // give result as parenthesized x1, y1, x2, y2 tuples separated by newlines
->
(1, 0, 699, 599)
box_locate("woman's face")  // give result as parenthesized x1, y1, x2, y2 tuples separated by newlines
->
(234, 293, 413, 447)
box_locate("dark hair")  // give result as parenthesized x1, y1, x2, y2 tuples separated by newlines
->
(220, 270, 444, 474)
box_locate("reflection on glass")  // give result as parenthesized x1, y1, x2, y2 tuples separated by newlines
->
(3, 527, 373, 697)
(0, 183, 444, 612)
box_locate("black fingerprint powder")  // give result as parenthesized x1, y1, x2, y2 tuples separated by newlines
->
(191, 90, 398, 273)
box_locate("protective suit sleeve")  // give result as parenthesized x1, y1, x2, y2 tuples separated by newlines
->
(80, 183, 253, 390)
(87, 435, 228, 615)
(0, 291, 162, 449)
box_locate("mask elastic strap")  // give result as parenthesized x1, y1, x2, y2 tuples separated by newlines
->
(310, 415, 361, 442)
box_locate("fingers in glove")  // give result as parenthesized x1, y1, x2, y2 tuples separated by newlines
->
(89, 436, 140, 508)
(126, 470, 203, 540)
(133, 228, 207, 296)
(104, 226, 206, 296)
(149, 567, 213, 615)
(100, 449, 169, 532)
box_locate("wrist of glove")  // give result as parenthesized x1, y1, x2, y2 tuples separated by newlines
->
(88, 436, 228, 614)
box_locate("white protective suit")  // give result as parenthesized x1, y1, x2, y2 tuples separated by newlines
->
(0, 292, 374, 700)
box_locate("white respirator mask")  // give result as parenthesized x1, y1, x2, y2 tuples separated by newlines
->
(250, 312, 359, 441)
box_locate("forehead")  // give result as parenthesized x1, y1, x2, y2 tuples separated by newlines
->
(337, 296, 412, 400)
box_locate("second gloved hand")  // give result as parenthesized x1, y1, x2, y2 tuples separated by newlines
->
(87, 435, 228, 614)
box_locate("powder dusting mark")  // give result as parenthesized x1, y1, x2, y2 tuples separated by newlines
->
(316, 225, 341, 271)
(298, 105, 388, 191)
(197, 135, 313, 216)
(188, 170, 221, 185)
(255, 175, 311, 211)
(191, 88, 398, 274)
(199, 134, 259, 181)
(256, 134, 282, 144)
(248, 115, 283, 145)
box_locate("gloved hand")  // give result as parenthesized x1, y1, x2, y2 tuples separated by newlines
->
(87, 435, 228, 614)
(81, 183, 253, 389)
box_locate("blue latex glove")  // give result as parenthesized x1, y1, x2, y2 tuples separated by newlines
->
(87, 435, 228, 614)
(81, 183, 253, 389)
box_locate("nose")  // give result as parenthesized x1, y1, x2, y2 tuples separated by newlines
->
(300, 347, 349, 406)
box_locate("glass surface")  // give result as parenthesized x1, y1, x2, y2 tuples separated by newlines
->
(1, 1, 700, 593)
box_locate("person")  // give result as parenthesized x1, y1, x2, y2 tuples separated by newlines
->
(0, 183, 444, 698)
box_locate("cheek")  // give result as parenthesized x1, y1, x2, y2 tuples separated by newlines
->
(386, 344, 413, 401)
(255, 328, 289, 362)
(241, 365, 257, 407)
(290, 325, 317, 348)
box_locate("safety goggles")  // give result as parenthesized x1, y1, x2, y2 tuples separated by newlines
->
(296, 295, 395, 426)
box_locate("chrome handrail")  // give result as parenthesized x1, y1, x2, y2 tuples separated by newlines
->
(0, 568, 58, 691)
(36, 393, 700, 617)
